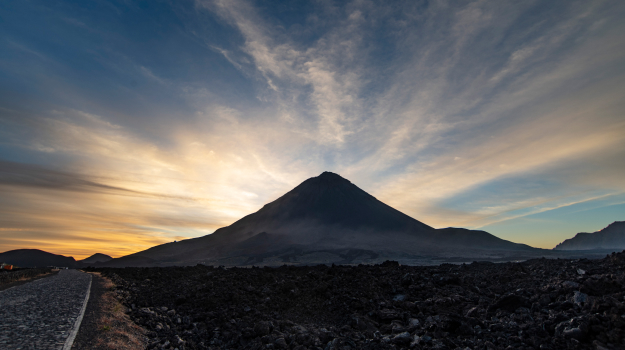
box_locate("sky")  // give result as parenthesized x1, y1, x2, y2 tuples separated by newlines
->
(0, 0, 624, 259)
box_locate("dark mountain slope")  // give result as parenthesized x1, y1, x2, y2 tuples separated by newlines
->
(101, 172, 540, 266)
(230, 171, 433, 232)
(118, 172, 437, 262)
(0, 249, 77, 268)
(80, 253, 113, 264)
(93, 255, 159, 268)
(433, 228, 536, 250)
(554, 221, 625, 251)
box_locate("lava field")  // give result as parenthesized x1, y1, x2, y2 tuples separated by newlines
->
(92, 251, 625, 350)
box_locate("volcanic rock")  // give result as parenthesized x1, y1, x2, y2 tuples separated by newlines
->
(91, 250, 625, 350)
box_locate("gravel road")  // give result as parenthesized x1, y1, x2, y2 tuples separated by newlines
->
(0, 269, 92, 350)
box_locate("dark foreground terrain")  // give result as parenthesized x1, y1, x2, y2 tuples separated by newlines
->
(0, 267, 53, 288)
(91, 251, 625, 350)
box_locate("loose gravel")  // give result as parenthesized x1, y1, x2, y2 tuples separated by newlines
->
(0, 269, 92, 350)
(96, 251, 625, 350)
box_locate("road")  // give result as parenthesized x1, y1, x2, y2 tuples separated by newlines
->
(0, 269, 92, 350)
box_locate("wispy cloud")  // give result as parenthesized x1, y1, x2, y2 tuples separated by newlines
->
(0, 0, 624, 255)
(199, 0, 369, 145)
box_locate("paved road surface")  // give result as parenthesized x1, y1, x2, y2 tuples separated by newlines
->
(0, 269, 92, 350)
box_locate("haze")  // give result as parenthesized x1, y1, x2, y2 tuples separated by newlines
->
(1, 0, 624, 259)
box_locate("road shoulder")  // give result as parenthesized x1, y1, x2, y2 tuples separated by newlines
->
(71, 272, 147, 350)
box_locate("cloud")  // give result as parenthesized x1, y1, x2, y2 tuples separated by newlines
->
(0, 103, 320, 258)
(1, 0, 624, 255)
(0, 160, 238, 204)
(138, 66, 167, 85)
(198, 0, 369, 145)
(0, 160, 136, 194)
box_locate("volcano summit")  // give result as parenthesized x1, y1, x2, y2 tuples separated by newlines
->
(101, 172, 543, 267)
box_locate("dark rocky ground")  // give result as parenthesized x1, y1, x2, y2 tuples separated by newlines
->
(0, 267, 53, 286)
(72, 272, 147, 350)
(89, 251, 625, 350)
(72, 273, 111, 350)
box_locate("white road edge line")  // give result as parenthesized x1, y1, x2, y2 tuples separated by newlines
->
(63, 272, 92, 350)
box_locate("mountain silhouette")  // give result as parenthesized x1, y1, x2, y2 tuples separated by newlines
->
(0, 249, 77, 268)
(80, 253, 113, 264)
(432, 228, 534, 250)
(102, 172, 543, 266)
(554, 221, 625, 251)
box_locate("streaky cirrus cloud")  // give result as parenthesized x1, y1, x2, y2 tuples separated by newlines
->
(0, 0, 624, 257)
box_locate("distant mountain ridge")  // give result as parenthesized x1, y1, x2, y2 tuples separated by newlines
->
(433, 228, 535, 251)
(80, 253, 113, 264)
(0, 249, 77, 268)
(100, 172, 546, 267)
(554, 221, 625, 250)
(3, 174, 619, 267)
(0, 250, 116, 268)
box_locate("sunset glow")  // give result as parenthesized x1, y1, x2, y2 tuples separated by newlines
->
(1, 0, 624, 259)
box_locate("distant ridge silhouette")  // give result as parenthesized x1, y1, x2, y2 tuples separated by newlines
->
(80, 253, 113, 264)
(101, 172, 543, 267)
(0, 249, 77, 268)
(554, 221, 625, 250)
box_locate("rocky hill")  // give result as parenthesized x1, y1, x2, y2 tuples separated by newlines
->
(80, 253, 113, 264)
(0, 249, 77, 268)
(554, 221, 625, 251)
(100, 172, 545, 267)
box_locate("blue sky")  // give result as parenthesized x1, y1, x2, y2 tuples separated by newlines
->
(0, 0, 624, 258)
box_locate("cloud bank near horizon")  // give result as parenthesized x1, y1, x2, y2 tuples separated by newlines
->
(1, 0, 624, 258)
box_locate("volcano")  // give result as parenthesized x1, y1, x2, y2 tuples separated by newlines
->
(102, 172, 541, 267)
